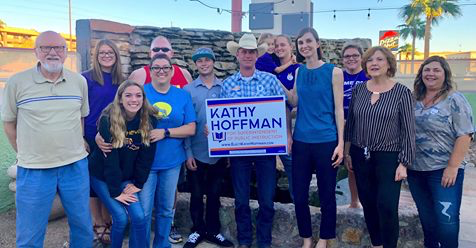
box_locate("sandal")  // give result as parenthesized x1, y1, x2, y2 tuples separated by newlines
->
(93, 224, 111, 245)
(101, 222, 112, 245)
(93, 224, 104, 241)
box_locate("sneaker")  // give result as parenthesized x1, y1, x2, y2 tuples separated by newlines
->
(183, 232, 204, 248)
(206, 233, 234, 247)
(169, 225, 183, 244)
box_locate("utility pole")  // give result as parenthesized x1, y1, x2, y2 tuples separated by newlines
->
(231, 0, 242, 33)
(68, 0, 72, 51)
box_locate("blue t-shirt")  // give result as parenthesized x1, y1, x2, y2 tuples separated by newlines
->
(144, 84, 196, 170)
(256, 53, 280, 75)
(294, 63, 337, 143)
(343, 70, 368, 119)
(82, 70, 118, 140)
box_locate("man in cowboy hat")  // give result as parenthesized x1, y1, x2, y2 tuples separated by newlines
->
(221, 33, 288, 248)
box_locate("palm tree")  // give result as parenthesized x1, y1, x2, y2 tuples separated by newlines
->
(397, 18, 425, 73)
(397, 43, 414, 74)
(398, 43, 414, 60)
(401, 0, 462, 59)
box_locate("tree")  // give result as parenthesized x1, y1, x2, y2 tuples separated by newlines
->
(401, 0, 462, 59)
(397, 43, 414, 74)
(398, 43, 414, 60)
(397, 17, 425, 72)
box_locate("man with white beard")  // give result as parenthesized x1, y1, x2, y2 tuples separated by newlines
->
(1, 31, 93, 248)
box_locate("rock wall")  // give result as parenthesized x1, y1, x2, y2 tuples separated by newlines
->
(76, 19, 372, 79)
(175, 193, 423, 248)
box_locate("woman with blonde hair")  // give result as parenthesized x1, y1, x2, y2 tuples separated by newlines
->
(274, 34, 300, 199)
(409, 56, 473, 248)
(89, 80, 158, 248)
(82, 38, 124, 244)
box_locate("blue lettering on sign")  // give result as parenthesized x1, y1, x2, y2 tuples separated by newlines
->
(210, 106, 256, 119)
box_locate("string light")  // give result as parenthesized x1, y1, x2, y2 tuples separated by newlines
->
(186, 0, 476, 19)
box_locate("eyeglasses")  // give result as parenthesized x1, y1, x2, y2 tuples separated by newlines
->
(150, 66, 172, 73)
(151, 47, 171, 53)
(98, 51, 115, 57)
(343, 54, 361, 59)
(38, 46, 66, 54)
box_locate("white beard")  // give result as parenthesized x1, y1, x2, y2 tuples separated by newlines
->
(40, 61, 63, 73)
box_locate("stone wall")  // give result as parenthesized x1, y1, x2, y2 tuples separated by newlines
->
(76, 19, 372, 79)
(175, 193, 423, 248)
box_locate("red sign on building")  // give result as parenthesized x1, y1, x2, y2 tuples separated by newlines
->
(379, 30, 399, 51)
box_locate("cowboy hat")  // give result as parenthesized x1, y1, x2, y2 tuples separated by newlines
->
(226, 33, 268, 57)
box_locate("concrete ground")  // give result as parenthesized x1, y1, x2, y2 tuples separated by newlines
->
(1, 167, 476, 248)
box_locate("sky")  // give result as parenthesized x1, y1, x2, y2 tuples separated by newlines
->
(0, 0, 475, 52)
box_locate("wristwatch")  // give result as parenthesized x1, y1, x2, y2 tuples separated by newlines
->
(164, 128, 170, 138)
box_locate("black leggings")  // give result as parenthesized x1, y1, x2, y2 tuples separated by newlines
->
(350, 145, 402, 248)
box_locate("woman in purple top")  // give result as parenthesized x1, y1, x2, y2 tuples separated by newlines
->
(274, 34, 300, 200)
(82, 39, 124, 244)
(256, 33, 295, 75)
(341, 43, 368, 209)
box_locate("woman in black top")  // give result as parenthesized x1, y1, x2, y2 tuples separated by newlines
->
(89, 80, 157, 248)
(343, 46, 415, 248)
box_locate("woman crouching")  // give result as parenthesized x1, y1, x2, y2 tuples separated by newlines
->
(89, 80, 157, 248)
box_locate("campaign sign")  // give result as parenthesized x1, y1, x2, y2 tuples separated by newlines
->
(206, 96, 288, 157)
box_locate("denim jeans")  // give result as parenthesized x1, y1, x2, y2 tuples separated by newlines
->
(90, 177, 147, 248)
(187, 158, 227, 235)
(292, 140, 338, 239)
(408, 168, 464, 248)
(279, 154, 293, 201)
(230, 156, 276, 248)
(132, 164, 181, 248)
(16, 157, 93, 248)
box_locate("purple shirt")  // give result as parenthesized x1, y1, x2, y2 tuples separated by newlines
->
(82, 70, 119, 139)
(256, 53, 279, 74)
(343, 70, 368, 119)
(277, 63, 300, 91)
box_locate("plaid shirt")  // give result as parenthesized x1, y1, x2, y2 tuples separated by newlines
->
(220, 70, 286, 99)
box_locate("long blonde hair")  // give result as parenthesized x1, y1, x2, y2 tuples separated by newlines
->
(91, 39, 124, 85)
(100, 80, 157, 148)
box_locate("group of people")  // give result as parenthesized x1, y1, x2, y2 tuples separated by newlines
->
(1, 26, 472, 248)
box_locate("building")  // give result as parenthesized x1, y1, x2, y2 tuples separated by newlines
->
(249, 0, 313, 36)
(0, 25, 76, 51)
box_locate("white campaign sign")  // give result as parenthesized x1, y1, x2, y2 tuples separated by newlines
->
(206, 96, 288, 157)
